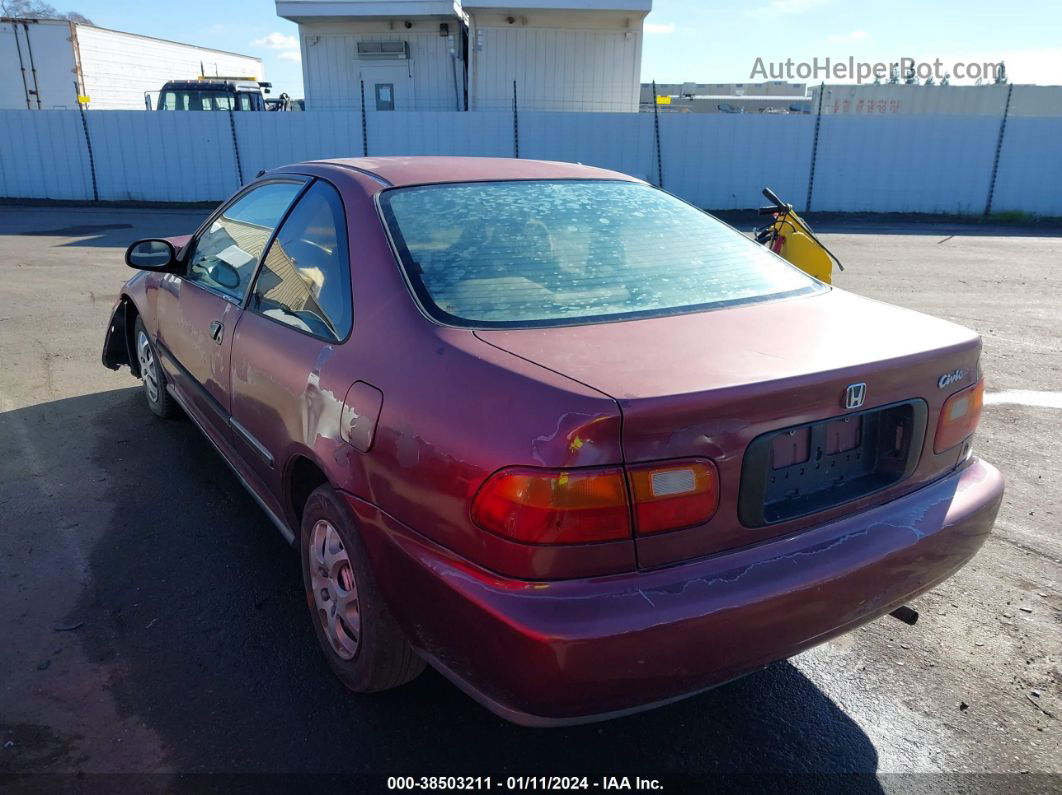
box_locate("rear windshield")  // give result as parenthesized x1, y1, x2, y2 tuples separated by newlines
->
(380, 180, 824, 328)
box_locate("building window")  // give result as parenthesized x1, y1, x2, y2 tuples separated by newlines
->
(375, 83, 395, 111)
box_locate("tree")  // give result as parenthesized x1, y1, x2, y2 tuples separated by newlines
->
(941, 73, 951, 86)
(924, 76, 935, 86)
(994, 61, 1008, 85)
(0, 0, 93, 24)
(888, 64, 900, 84)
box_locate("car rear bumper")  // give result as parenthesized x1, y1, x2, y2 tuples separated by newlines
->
(348, 456, 1003, 726)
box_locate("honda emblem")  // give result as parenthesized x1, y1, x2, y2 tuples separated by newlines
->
(844, 383, 867, 410)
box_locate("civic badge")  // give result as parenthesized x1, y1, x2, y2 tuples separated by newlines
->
(938, 369, 967, 389)
(844, 382, 866, 410)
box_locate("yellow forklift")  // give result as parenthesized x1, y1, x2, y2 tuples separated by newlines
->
(754, 187, 843, 284)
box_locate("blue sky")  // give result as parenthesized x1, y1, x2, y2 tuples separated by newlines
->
(67, 0, 1062, 97)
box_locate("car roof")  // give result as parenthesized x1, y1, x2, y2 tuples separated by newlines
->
(302, 157, 643, 189)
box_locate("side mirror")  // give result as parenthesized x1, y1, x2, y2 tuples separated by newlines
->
(125, 239, 179, 271)
(207, 261, 240, 290)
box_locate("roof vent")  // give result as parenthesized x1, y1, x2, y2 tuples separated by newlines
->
(356, 41, 409, 60)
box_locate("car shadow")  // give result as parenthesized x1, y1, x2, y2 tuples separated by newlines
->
(5, 208, 211, 249)
(23, 387, 884, 785)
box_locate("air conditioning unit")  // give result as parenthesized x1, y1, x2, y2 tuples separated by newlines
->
(356, 41, 410, 60)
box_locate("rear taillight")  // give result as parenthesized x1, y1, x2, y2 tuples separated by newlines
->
(626, 459, 719, 534)
(471, 467, 630, 544)
(934, 377, 984, 453)
(471, 459, 720, 545)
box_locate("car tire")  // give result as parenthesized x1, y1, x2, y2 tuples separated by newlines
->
(133, 316, 176, 419)
(300, 483, 425, 692)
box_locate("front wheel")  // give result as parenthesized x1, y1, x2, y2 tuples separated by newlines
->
(300, 484, 425, 692)
(133, 316, 176, 419)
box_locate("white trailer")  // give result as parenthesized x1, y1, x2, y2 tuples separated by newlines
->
(0, 18, 263, 110)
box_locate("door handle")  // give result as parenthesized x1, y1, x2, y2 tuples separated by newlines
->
(209, 320, 224, 345)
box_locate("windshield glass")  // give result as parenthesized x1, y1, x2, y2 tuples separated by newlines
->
(159, 90, 240, 111)
(381, 180, 824, 328)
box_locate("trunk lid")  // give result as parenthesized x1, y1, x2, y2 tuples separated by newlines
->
(475, 288, 982, 568)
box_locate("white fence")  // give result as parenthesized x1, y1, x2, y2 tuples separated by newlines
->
(1, 106, 1060, 215)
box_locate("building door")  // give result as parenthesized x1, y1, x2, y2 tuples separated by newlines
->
(359, 64, 414, 111)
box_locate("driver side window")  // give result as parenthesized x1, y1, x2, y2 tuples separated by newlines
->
(186, 181, 305, 299)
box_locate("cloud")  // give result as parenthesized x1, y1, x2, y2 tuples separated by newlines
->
(279, 50, 302, 63)
(252, 32, 298, 50)
(993, 47, 1062, 83)
(912, 46, 1062, 84)
(208, 23, 224, 34)
(826, 29, 870, 44)
(750, 0, 831, 16)
(644, 22, 677, 34)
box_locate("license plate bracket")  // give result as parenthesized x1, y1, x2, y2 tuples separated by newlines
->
(739, 399, 927, 527)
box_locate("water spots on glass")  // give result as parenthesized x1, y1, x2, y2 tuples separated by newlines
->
(384, 181, 821, 326)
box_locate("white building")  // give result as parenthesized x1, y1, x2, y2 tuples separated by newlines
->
(275, 0, 652, 112)
(0, 18, 262, 110)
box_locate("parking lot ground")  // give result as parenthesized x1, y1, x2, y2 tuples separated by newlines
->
(0, 206, 1059, 786)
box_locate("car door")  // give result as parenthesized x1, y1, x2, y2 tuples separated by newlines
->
(154, 179, 306, 443)
(228, 179, 355, 495)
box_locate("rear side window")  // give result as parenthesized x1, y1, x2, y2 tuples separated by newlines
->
(186, 180, 304, 299)
(250, 181, 352, 341)
(381, 180, 823, 328)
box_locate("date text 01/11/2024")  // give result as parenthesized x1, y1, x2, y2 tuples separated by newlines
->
(386, 776, 664, 791)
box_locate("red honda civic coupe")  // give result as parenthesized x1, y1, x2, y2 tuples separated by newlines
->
(102, 157, 1003, 725)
